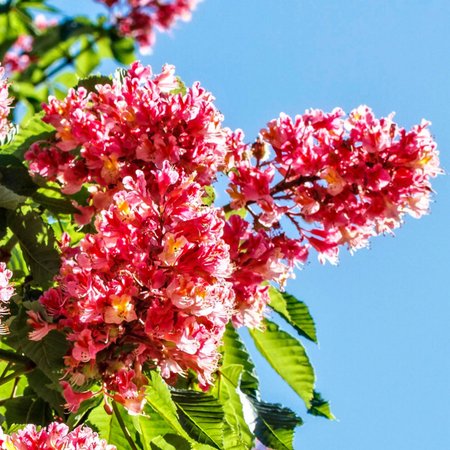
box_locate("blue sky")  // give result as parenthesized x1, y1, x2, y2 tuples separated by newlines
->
(55, 1, 450, 448)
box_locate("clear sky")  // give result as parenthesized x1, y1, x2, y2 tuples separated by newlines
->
(55, 1, 450, 448)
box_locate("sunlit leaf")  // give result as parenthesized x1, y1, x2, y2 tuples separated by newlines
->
(249, 319, 315, 408)
(268, 287, 318, 343)
(221, 324, 259, 397)
(171, 390, 224, 449)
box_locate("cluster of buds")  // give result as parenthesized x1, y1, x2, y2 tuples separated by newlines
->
(97, 0, 200, 53)
(0, 262, 14, 334)
(0, 422, 115, 449)
(227, 107, 441, 263)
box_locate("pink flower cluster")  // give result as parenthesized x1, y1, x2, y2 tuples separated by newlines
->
(0, 262, 14, 334)
(32, 167, 234, 413)
(26, 62, 230, 220)
(0, 422, 115, 449)
(0, 67, 12, 142)
(2, 15, 57, 75)
(228, 106, 441, 263)
(97, 0, 199, 53)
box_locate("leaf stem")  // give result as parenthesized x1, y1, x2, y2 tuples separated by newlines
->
(112, 401, 138, 450)
(0, 365, 35, 387)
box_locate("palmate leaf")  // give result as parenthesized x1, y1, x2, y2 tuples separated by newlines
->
(221, 324, 259, 396)
(215, 365, 254, 450)
(171, 390, 224, 450)
(268, 287, 317, 343)
(249, 319, 315, 408)
(7, 208, 60, 287)
(252, 400, 302, 450)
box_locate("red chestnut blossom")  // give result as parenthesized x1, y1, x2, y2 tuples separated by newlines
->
(32, 167, 234, 413)
(97, 0, 200, 53)
(0, 67, 13, 142)
(227, 107, 441, 263)
(26, 62, 234, 209)
(0, 262, 14, 334)
(0, 422, 115, 449)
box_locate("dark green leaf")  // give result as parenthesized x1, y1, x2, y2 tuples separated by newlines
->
(249, 319, 315, 408)
(221, 323, 259, 396)
(171, 390, 224, 449)
(268, 287, 318, 343)
(75, 74, 112, 92)
(26, 369, 65, 416)
(0, 185, 26, 210)
(150, 434, 191, 450)
(109, 30, 135, 64)
(4, 396, 52, 426)
(307, 391, 335, 420)
(75, 36, 100, 76)
(253, 400, 302, 450)
(32, 189, 79, 215)
(7, 208, 60, 287)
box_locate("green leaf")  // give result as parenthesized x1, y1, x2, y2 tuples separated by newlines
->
(75, 74, 112, 92)
(7, 307, 68, 383)
(215, 365, 253, 450)
(7, 208, 60, 287)
(0, 111, 55, 159)
(150, 434, 191, 450)
(307, 391, 335, 420)
(32, 189, 79, 215)
(75, 36, 100, 76)
(0, 185, 26, 210)
(202, 186, 216, 206)
(221, 324, 259, 396)
(249, 319, 315, 408)
(4, 396, 52, 426)
(109, 30, 135, 64)
(171, 390, 224, 449)
(0, 155, 37, 196)
(145, 371, 190, 441)
(252, 400, 302, 450)
(268, 287, 318, 343)
(19, 330, 68, 383)
(26, 369, 65, 416)
(87, 401, 136, 450)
